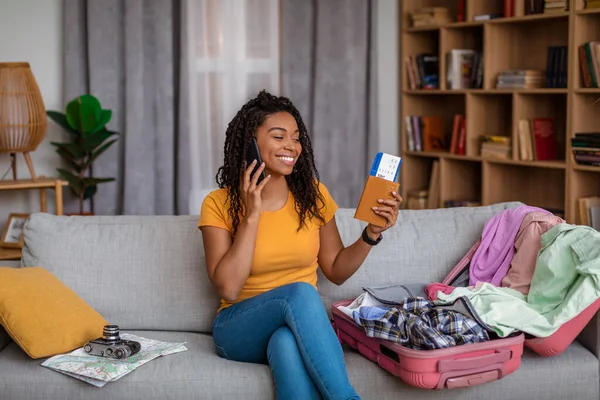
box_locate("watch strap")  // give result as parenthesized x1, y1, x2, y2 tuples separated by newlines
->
(362, 227, 382, 246)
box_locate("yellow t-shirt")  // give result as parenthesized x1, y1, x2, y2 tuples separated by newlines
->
(198, 182, 338, 312)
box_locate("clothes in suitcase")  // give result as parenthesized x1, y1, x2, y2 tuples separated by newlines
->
(439, 237, 600, 357)
(331, 285, 525, 390)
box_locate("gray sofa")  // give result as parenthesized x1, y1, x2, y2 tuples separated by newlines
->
(0, 202, 598, 399)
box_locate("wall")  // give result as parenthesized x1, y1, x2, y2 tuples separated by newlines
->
(0, 0, 64, 219)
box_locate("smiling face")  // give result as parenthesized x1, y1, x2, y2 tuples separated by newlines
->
(254, 111, 302, 177)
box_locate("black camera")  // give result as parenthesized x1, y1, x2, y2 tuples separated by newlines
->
(83, 325, 141, 360)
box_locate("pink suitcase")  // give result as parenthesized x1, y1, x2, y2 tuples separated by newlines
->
(442, 240, 600, 357)
(332, 299, 524, 390)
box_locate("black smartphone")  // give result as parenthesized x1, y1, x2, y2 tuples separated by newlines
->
(245, 138, 267, 185)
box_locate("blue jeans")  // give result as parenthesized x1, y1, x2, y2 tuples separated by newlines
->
(212, 282, 360, 400)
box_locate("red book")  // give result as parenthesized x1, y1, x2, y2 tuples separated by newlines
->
(504, 0, 514, 17)
(532, 118, 558, 160)
(457, 0, 465, 21)
(450, 114, 463, 154)
(457, 117, 466, 155)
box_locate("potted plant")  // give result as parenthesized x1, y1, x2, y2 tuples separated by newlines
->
(46, 95, 119, 215)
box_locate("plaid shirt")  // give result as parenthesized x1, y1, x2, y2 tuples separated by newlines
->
(353, 298, 490, 350)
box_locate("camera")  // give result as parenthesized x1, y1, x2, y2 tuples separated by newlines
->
(83, 325, 141, 360)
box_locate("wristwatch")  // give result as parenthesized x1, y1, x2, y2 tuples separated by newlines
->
(361, 227, 382, 246)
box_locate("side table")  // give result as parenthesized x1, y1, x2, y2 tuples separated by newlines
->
(0, 177, 68, 261)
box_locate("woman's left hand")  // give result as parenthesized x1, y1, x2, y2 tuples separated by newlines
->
(367, 191, 403, 236)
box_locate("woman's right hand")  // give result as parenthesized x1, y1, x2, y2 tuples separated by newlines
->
(241, 160, 271, 220)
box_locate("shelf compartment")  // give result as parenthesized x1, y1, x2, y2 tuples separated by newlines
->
(400, 154, 440, 204)
(440, 158, 482, 206)
(468, 0, 504, 22)
(482, 162, 565, 212)
(483, 18, 569, 89)
(513, 93, 567, 161)
(466, 93, 512, 158)
(571, 93, 600, 134)
(568, 169, 600, 224)
(573, 12, 600, 89)
(403, 0, 461, 29)
(440, 24, 484, 90)
(403, 30, 440, 90)
(402, 94, 466, 153)
(575, 0, 600, 12)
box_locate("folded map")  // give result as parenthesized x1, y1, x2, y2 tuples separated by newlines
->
(41, 333, 188, 387)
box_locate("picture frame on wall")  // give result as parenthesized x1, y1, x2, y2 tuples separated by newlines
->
(1, 213, 30, 249)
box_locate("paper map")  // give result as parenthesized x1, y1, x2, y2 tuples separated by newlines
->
(41, 333, 187, 387)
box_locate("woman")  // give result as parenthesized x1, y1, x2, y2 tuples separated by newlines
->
(198, 90, 401, 400)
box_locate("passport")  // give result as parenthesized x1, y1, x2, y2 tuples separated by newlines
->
(354, 153, 402, 227)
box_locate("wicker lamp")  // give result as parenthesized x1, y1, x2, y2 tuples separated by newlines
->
(0, 62, 47, 181)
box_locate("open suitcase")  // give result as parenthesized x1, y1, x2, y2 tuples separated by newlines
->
(444, 240, 600, 357)
(332, 299, 524, 390)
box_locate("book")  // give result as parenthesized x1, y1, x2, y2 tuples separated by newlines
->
(591, 206, 600, 231)
(354, 153, 401, 227)
(532, 118, 558, 161)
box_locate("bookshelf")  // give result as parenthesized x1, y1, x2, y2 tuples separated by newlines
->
(401, 0, 600, 225)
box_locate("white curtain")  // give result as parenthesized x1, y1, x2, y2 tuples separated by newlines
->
(183, 0, 280, 214)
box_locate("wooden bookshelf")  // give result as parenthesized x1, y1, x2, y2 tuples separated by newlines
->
(400, 0, 600, 224)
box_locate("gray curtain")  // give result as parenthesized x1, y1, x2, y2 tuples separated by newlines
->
(63, 0, 190, 215)
(281, 0, 377, 208)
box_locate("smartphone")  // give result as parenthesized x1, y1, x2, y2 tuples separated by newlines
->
(245, 138, 267, 185)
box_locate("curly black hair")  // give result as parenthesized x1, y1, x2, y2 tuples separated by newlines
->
(215, 90, 326, 235)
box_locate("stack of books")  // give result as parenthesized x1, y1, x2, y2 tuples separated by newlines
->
(409, 7, 452, 27)
(571, 133, 600, 166)
(496, 70, 545, 89)
(544, 0, 568, 12)
(480, 135, 511, 159)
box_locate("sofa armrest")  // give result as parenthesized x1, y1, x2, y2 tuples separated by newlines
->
(578, 312, 600, 359)
(0, 327, 11, 351)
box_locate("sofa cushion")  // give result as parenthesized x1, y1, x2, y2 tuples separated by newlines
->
(0, 330, 597, 399)
(318, 202, 522, 313)
(21, 214, 220, 333)
(0, 266, 108, 359)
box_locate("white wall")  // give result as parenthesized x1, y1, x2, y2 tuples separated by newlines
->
(0, 0, 64, 219)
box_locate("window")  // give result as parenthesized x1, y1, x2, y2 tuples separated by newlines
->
(184, 0, 280, 200)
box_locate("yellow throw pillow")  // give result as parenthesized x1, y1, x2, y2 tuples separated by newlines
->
(0, 266, 108, 359)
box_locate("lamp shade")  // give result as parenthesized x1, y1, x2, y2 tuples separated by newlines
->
(0, 62, 47, 153)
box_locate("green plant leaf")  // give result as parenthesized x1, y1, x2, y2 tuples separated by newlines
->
(57, 168, 83, 194)
(50, 142, 86, 160)
(46, 111, 79, 137)
(82, 139, 117, 171)
(83, 185, 97, 200)
(87, 109, 113, 135)
(82, 128, 115, 153)
(55, 148, 82, 172)
(65, 95, 103, 134)
(82, 177, 115, 186)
